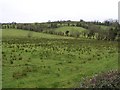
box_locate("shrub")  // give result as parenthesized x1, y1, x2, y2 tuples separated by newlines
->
(27, 31, 33, 38)
(79, 70, 120, 88)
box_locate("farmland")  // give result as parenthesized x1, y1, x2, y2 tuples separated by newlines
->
(2, 29, 118, 88)
(51, 26, 88, 33)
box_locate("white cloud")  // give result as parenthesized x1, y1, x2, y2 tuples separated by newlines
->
(0, 0, 119, 23)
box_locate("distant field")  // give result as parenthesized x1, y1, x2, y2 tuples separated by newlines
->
(43, 26, 88, 36)
(2, 29, 74, 39)
(53, 26, 88, 33)
(2, 29, 118, 88)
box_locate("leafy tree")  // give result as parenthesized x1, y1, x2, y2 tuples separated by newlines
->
(27, 31, 33, 38)
(65, 31, 69, 36)
(68, 23, 70, 26)
(107, 28, 117, 41)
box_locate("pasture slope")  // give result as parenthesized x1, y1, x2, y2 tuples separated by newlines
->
(2, 29, 118, 88)
(53, 26, 88, 33)
(2, 29, 74, 39)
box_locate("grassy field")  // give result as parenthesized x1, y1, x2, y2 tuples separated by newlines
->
(43, 26, 88, 36)
(2, 29, 118, 88)
(54, 26, 88, 33)
(2, 29, 74, 39)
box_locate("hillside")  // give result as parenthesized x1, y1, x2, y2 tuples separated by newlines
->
(2, 20, 120, 41)
(53, 26, 88, 33)
(2, 29, 74, 39)
(2, 29, 118, 88)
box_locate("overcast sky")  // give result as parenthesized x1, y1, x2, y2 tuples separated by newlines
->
(0, 0, 119, 23)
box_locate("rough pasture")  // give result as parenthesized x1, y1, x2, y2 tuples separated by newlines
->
(2, 29, 118, 88)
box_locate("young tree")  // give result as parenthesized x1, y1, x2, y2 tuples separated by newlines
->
(65, 31, 69, 36)
(27, 31, 33, 38)
(108, 28, 117, 41)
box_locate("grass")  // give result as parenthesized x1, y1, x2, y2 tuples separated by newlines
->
(2, 29, 74, 39)
(2, 29, 118, 88)
(54, 26, 87, 33)
(44, 26, 88, 36)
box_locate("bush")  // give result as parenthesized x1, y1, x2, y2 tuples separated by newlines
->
(27, 31, 33, 38)
(79, 70, 120, 88)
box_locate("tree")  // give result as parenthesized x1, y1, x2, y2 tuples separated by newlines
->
(65, 31, 69, 36)
(68, 23, 70, 26)
(7, 25, 9, 28)
(80, 19, 84, 22)
(87, 24, 98, 38)
(50, 23, 58, 28)
(107, 28, 117, 41)
(27, 31, 33, 38)
(74, 32, 80, 38)
(76, 22, 82, 27)
(2, 25, 7, 29)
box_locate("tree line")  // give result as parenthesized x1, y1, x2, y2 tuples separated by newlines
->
(1, 20, 120, 41)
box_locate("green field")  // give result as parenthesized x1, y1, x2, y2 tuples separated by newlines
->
(43, 26, 88, 37)
(54, 26, 88, 33)
(2, 29, 118, 88)
(2, 29, 74, 39)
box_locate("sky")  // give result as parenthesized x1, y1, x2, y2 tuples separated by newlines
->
(0, 0, 120, 23)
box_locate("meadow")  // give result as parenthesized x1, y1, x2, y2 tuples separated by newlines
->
(2, 29, 118, 88)
(52, 26, 88, 33)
